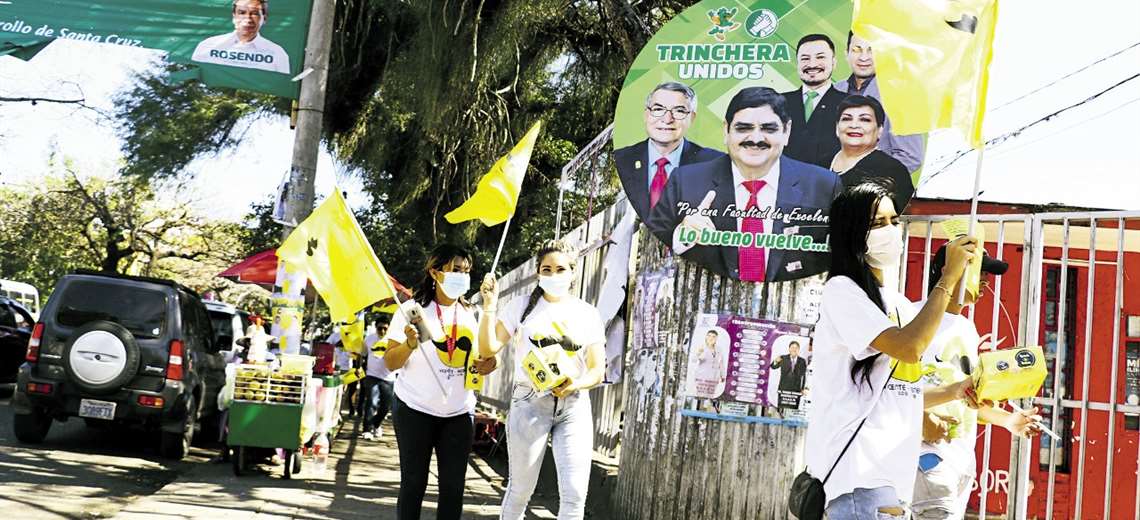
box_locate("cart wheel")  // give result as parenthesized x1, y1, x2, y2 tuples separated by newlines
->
(231, 446, 245, 477)
(283, 450, 295, 479)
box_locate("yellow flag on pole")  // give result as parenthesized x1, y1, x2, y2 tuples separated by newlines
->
(852, 0, 998, 148)
(277, 190, 394, 323)
(444, 121, 542, 226)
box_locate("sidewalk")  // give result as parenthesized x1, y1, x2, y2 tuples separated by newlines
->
(110, 415, 569, 519)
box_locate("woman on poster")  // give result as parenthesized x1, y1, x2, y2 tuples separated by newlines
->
(478, 239, 607, 520)
(804, 182, 979, 519)
(829, 95, 914, 212)
(384, 244, 496, 520)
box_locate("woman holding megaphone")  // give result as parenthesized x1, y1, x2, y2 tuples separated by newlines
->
(385, 244, 497, 520)
(796, 182, 979, 520)
(478, 239, 607, 520)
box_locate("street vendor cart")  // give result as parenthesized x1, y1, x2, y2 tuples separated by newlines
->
(227, 363, 308, 478)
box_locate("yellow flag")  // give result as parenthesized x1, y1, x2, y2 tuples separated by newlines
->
(277, 190, 394, 323)
(852, 0, 998, 147)
(340, 318, 366, 355)
(444, 121, 542, 226)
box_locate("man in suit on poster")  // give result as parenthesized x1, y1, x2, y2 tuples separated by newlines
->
(614, 82, 724, 222)
(771, 340, 808, 394)
(647, 87, 842, 282)
(781, 34, 847, 169)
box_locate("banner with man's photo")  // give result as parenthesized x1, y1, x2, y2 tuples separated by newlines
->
(683, 313, 813, 419)
(612, 0, 926, 282)
(0, 0, 312, 98)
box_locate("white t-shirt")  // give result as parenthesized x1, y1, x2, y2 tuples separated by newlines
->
(191, 33, 291, 74)
(805, 276, 926, 503)
(499, 294, 606, 388)
(920, 312, 981, 478)
(364, 331, 396, 382)
(387, 300, 478, 417)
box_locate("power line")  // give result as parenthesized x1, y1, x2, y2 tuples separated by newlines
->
(918, 72, 1140, 188)
(990, 40, 1140, 112)
(925, 40, 1140, 166)
(986, 95, 1140, 160)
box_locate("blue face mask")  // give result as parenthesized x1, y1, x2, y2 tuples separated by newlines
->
(438, 272, 470, 300)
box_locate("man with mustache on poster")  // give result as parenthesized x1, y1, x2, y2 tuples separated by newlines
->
(192, 0, 291, 74)
(836, 31, 925, 173)
(781, 34, 846, 169)
(647, 87, 842, 282)
(615, 82, 724, 221)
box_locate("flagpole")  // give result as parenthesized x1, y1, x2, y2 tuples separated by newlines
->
(490, 217, 513, 276)
(957, 148, 986, 305)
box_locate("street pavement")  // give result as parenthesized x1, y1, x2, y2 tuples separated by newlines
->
(0, 384, 211, 519)
(0, 385, 580, 519)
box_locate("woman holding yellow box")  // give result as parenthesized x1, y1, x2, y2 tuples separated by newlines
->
(478, 239, 607, 520)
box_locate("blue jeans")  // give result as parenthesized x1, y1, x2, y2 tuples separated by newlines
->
(826, 486, 909, 520)
(500, 385, 593, 520)
(362, 376, 395, 431)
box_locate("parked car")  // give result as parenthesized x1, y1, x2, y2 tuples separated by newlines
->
(203, 300, 249, 355)
(0, 296, 35, 384)
(11, 270, 228, 459)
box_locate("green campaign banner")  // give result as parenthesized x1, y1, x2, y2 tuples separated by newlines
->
(614, 0, 925, 282)
(0, 0, 312, 98)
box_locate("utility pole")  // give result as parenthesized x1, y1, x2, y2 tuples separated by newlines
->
(271, 0, 336, 355)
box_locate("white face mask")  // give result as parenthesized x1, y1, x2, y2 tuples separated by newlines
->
(538, 272, 573, 298)
(437, 272, 470, 300)
(864, 224, 903, 268)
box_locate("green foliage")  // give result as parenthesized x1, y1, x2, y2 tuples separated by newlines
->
(115, 0, 699, 275)
(114, 65, 285, 180)
(0, 165, 264, 307)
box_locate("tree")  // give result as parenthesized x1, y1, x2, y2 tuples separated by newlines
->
(0, 164, 259, 305)
(114, 0, 699, 274)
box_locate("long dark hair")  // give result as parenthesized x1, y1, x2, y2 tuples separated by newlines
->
(827, 181, 891, 388)
(413, 244, 474, 308)
(519, 239, 579, 322)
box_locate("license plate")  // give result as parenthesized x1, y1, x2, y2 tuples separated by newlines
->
(78, 399, 116, 420)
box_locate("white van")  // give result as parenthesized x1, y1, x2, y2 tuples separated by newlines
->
(0, 279, 40, 319)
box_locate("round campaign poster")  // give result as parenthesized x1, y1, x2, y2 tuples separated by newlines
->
(613, 0, 924, 282)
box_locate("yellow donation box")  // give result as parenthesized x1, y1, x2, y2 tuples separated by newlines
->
(974, 346, 1047, 402)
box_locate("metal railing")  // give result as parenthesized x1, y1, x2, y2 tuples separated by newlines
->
(901, 211, 1140, 519)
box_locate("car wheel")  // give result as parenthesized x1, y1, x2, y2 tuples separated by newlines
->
(13, 408, 52, 444)
(62, 321, 141, 395)
(160, 395, 196, 460)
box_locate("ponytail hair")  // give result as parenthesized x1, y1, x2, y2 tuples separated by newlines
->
(520, 239, 579, 322)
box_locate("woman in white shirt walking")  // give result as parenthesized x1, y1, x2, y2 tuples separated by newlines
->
(805, 181, 978, 519)
(478, 239, 607, 520)
(385, 244, 496, 520)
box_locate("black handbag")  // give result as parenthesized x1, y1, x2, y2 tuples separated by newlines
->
(788, 364, 896, 520)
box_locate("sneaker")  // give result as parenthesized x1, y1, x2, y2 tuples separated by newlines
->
(374, 425, 383, 439)
(361, 431, 375, 441)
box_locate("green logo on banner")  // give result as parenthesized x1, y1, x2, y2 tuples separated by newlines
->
(705, 7, 742, 42)
(745, 9, 780, 38)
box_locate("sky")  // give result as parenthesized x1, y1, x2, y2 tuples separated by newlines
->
(0, 0, 1138, 224)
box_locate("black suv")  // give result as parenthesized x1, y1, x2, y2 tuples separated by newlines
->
(11, 270, 227, 459)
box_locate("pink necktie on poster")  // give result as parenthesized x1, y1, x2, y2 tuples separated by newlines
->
(649, 157, 670, 209)
(738, 179, 767, 282)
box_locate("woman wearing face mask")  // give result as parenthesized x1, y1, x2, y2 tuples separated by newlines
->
(385, 244, 496, 520)
(477, 239, 607, 520)
(803, 182, 978, 519)
(830, 95, 914, 212)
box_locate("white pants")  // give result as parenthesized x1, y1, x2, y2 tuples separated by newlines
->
(499, 385, 593, 520)
(912, 462, 973, 519)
